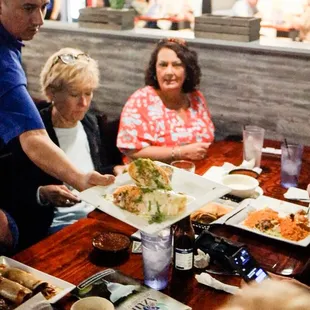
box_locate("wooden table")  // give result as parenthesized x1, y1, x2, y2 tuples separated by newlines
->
(89, 140, 310, 280)
(13, 140, 310, 309)
(261, 22, 300, 41)
(135, 16, 192, 30)
(13, 217, 241, 309)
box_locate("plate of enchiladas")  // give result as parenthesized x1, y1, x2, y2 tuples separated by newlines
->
(80, 159, 231, 234)
(0, 256, 75, 309)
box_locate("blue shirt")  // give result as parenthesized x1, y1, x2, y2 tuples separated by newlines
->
(0, 23, 44, 146)
(47, 0, 53, 12)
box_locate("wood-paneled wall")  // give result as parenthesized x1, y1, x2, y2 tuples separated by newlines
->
(22, 24, 310, 144)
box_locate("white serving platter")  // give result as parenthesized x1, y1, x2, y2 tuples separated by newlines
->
(0, 256, 75, 305)
(224, 196, 310, 247)
(80, 162, 231, 234)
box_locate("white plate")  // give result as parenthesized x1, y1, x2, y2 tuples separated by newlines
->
(252, 186, 263, 198)
(80, 162, 231, 234)
(0, 256, 75, 304)
(203, 166, 263, 199)
(225, 196, 310, 247)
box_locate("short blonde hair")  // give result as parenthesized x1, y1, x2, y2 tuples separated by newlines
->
(40, 47, 100, 99)
(222, 280, 310, 310)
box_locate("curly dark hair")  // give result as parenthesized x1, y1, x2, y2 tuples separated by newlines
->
(145, 38, 201, 93)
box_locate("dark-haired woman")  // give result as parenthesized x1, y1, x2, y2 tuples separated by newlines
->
(117, 38, 214, 163)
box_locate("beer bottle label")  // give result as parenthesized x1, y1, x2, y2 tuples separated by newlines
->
(175, 248, 193, 270)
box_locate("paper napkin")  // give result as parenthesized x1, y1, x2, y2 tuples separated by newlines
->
(203, 161, 262, 183)
(195, 272, 240, 295)
(262, 147, 281, 155)
(194, 249, 210, 269)
(16, 293, 53, 310)
(284, 187, 309, 200)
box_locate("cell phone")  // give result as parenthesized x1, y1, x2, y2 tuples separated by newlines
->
(229, 247, 269, 283)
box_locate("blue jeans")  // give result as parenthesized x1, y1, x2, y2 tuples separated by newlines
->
(0, 210, 19, 253)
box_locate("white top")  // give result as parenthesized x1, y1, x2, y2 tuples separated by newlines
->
(48, 122, 95, 233)
(232, 0, 258, 17)
(54, 122, 94, 174)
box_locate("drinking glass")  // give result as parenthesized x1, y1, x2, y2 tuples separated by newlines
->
(171, 160, 195, 173)
(141, 228, 172, 290)
(243, 126, 265, 168)
(281, 143, 303, 188)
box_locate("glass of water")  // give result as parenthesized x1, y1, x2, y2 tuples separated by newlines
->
(140, 228, 172, 290)
(281, 142, 303, 188)
(243, 126, 265, 168)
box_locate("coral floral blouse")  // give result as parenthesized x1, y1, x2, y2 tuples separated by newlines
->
(117, 86, 214, 153)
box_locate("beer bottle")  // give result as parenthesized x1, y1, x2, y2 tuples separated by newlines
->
(173, 216, 195, 275)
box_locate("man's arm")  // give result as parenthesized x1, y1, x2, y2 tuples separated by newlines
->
(19, 129, 114, 191)
(50, 0, 61, 20)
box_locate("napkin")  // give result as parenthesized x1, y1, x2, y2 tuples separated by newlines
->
(203, 161, 262, 183)
(284, 187, 309, 200)
(194, 249, 210, 269)
(262, 147, 281, 155)
(195, 272, 240, 295)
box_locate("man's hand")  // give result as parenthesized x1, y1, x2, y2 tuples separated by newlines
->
(113, 165, 127, 176)
(39, 185, 80, 206)
(82, 171, 115, 190)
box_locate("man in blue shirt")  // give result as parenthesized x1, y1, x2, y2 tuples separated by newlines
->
(0, 0, 115, 252)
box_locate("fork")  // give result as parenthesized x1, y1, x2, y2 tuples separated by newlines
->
(287, 198, 310, 203)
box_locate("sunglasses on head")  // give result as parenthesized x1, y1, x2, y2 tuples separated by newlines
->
(51, 53, 90, 67)
(158, 38, 187, 47)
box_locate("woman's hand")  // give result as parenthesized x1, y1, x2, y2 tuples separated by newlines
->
(179, 142, 211, 161)
(39, 185, 80, 207)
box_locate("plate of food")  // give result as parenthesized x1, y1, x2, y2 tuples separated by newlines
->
(80, 159, 231, 234)
(0, 256, 75, 309)
(225, 196, 310, 247)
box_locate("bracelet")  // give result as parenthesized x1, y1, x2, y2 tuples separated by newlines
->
(172, 147, 176, 161)
(177, 147, 182, 160)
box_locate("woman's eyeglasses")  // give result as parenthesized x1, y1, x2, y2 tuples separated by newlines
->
(51, 53, 90, 68)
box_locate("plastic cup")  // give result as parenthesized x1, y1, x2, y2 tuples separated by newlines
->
(281, 143, 303, 188)
(141, 228, 172, 290)
(243, 126, 265, 168)
(171, 160, 195, 173)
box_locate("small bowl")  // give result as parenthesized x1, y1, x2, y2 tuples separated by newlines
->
(171, 160, 195, 173)
(222, 174, 259, 198)
(71, 297, 114, 310)
(229, 168, 259, 179)
(92, 232, 131, 254)
(91, 232, 131, 266)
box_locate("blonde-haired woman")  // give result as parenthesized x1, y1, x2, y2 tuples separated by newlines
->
(11, 48, 122, 249)
(221, 279, 310, 310)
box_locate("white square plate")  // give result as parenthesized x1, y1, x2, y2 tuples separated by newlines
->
(0, 256, 75, 305)
(80, 162, 231, 234)
(225, 196, 310, 247)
